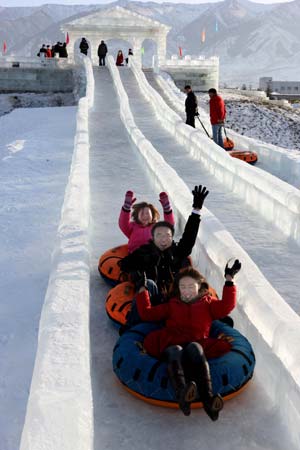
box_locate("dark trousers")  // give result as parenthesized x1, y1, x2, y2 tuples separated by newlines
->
(186, 114, 195, 128)
(99, 56, 106, 66)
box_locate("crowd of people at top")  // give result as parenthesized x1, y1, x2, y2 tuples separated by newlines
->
(115, 186, 241, 420)
(37, 41, 68, 58)
(79, 37, 133, 67)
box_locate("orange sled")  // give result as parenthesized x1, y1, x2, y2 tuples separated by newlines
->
(98, 244, 129, 284)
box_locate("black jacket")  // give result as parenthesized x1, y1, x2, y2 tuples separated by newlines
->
(185, 91, 198, 115)
(79, 40, 89, 54)
(98, 43, 108, 56)
(120, 213, 201, 294)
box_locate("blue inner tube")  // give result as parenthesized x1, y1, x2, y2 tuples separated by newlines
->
(113, 320, 255, 404)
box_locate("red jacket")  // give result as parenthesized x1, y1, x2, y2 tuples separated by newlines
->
(116, 53, 124, 66)
(209, 95, 226, 125)
(136, 284, 236, 359)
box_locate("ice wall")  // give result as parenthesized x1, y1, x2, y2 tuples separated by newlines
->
(108, 56, 300, 448)
(20, 56, 94, 450)
(156, 74, 300, 189)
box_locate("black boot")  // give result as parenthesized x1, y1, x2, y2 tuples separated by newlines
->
(164, 345, 197, 416)
(182, 342, 224, 421)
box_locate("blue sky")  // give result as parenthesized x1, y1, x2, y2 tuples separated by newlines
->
(0, 0, 294, 6)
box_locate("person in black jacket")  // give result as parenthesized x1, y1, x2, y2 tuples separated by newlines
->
(79, 38, 89, 56)
(120, 185, 209, 327)
(97, 40, 108, 66)
(184, 85, 198, 128)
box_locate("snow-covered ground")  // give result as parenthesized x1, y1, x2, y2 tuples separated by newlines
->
(0, 93, 76, 117)
(0, 106, 77, 450)
(2, 58, 300, 450)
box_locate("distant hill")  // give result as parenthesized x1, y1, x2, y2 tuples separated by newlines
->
(1, 0, 299, 85)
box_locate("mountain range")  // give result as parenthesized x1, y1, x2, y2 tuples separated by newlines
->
(0, 0, 299, 85)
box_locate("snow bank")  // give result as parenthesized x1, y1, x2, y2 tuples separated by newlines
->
(109, 57, 300, 448)
(130, 63, 300, 244)
(20, 57, 94, 450)
(156, 74, 300, 189)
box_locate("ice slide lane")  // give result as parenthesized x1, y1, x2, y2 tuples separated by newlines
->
(119, 68, 300, 317)
(89, 68, 295, 450)
(146, 72, 300, 188)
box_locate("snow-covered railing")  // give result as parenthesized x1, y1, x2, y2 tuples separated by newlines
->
(0, 56, 72, 69)
(109, 56, 300, 448)
(20, 57, 94, 450)
(156, 74, 300, 188)
(129, 62, 300, 244)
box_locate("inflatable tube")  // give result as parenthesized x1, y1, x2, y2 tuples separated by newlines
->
(229, 150, 258, 165)
(113, 321, 255, 409)
(106, 281, 219, 326)
(223, 137, 234, 150)
(98, 244, 129, 285)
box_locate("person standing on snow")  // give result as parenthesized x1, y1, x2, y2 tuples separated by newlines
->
(208, 88, 226, 148)
(184, 85, 198, 128)
(79, 38, 89, 56)
(97, 40, 108, 66)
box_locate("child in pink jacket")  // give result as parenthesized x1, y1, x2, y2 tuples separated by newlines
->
(119, 191, 175, 253)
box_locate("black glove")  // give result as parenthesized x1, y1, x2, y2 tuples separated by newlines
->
(224, 259, 241, 278)
(195, 111, 199, 117)
(192, 185, 209, 210)
(131, 270, 147, 291)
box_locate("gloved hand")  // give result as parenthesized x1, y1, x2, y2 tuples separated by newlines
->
(131, 270, 147, 291)
(192, 185, 209, 210)
(159, 192, 172, 214)
(123, 190, 136, 211)
(224, 259, 241, 278)
(195, 111, 199, 117)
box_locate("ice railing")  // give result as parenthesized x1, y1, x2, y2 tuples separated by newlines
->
(108, 55, 300, 448)
(20, 55, 94, 450)
(162, 54, 219, 67)
(0, 55, 73, 69)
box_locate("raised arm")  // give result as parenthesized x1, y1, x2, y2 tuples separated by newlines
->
(159, 192, 175, 225)
(176, 185, 209, 258)
(118, 190, 136, 238)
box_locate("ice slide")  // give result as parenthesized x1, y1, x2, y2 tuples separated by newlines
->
(145, 71, 300, 190)
(20, 57, 300, 450)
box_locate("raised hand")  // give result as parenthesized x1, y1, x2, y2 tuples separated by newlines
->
(159, 192, 172, 213)
(224, 259, 242, 279)
(123, 190, 136, 211)
(192, 185, 209, 210)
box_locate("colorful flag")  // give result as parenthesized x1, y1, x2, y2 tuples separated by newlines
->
(3, 41, 7, 54)
(179, 46, 182, 57)
(215, 20, 218, 32)
(201, 29, 206, 43)
(141, 47, 145, 55)
(66, 32, 70, 45)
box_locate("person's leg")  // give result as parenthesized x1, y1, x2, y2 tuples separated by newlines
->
(212, 124, 219, 145)
(99, 57, 102, 66)
(124, 279, 161, 329)
(164, 345, 197, 416)
(186, 114, 195, 128)
(182, 342, 223, 421)
(217, 125, 224, 148)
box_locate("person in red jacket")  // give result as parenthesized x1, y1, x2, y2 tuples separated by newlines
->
(116, 50, 124, 66)
(208, 88, 226, 148)
(135, 260, 241, 419)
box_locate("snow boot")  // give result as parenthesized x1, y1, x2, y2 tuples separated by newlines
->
(182, 342, 224, 421)
(165, 345, 197, 416)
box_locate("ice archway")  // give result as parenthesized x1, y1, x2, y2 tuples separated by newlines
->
(61, 6, 170, 67)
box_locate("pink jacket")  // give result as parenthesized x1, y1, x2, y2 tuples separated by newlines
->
(119, 208, 175, 253)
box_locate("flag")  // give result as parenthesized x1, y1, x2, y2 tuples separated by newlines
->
(141, 47, 145, 55)
(215, 20, 218, 32)
(179, 46, 182, 57)
(201, 29, 206, 43)
(3, 41, 7, 54)
(66, 32, 70, 45)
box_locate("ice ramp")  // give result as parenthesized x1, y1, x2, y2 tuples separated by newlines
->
(20, 57, 300, 450)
